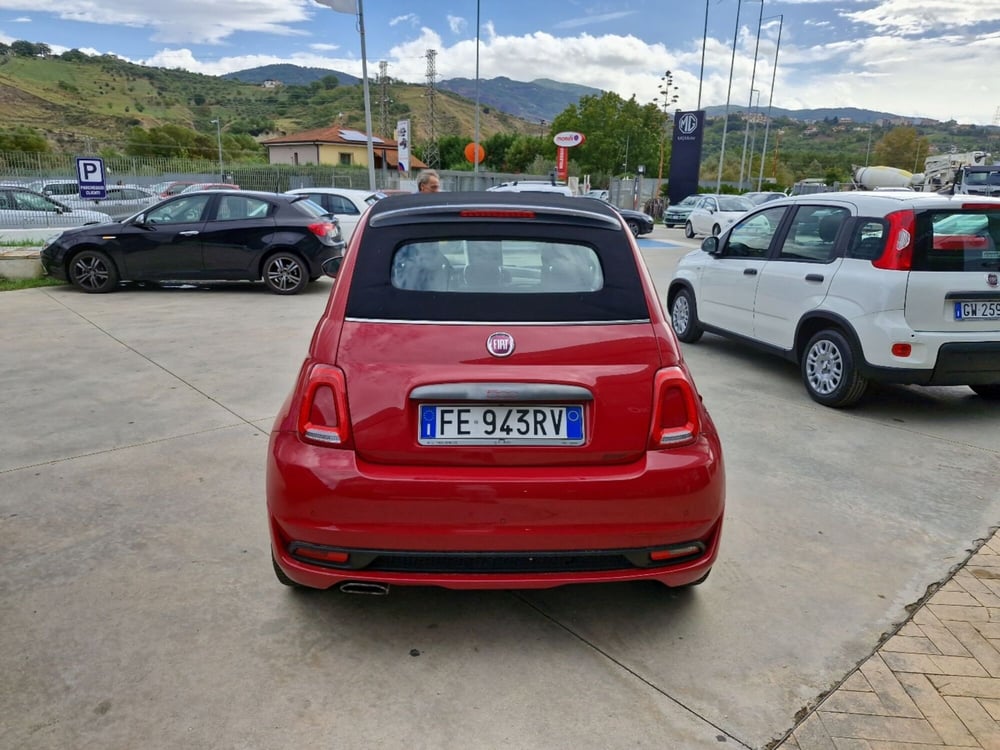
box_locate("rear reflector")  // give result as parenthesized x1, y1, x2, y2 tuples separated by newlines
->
(290, 544, 349, 565)
(650, 542, 705, 561)
(298, 364, 351, 447)
(891, 343, 912, 357)
(459, 209, 536, 219)
(649, 367, 701, 449)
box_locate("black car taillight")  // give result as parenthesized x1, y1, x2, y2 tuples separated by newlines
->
(308, 221, 335, 240)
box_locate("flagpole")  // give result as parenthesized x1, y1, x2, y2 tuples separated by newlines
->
(357, 0, 377, 190)
(315, 0, 376, 189)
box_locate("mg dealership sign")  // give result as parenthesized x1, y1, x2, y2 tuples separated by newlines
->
(553, 131, 585, 180)
(668, 111, 706, 206)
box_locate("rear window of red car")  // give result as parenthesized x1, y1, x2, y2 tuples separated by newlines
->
(344, 194, 650, 323)
(391, 240, 603, 294)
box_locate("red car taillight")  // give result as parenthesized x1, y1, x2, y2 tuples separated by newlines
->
(872, 209, 915, 270)
(649, 367, 701, 449)
(297, 364, 351, 447)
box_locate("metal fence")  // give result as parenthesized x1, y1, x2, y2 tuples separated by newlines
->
(0, 150, 619, 234)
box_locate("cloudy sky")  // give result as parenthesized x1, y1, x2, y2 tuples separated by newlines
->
(1, 0, 998, 125)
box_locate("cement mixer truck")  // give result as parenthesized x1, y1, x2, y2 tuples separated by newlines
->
(852, 165, 921, 191)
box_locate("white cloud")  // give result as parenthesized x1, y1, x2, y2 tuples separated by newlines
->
(447, 15, 466, 35)
(310, 43, 338, 51)
(841, 0, 1000, 35)
(13, 17, 31, 23)
(0, 0, 312, 44)
(554, 11, 637, 30)
(389, 13, 418, 27)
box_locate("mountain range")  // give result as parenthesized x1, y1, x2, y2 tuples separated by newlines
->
(224, 65, 937, 125)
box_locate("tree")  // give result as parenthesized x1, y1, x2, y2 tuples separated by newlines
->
(60, 48, 89, 63)
(550, 92, 662, 178)
(504, 135, 547, 172)
(872, 127, 931, 171)
(482, 132, 516, 171)
(0, 126, 50, 152)
(10, 40, 38, 57)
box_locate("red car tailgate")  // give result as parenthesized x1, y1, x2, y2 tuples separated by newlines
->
(336, 320, 661, 467)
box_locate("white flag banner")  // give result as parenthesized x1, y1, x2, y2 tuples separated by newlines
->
(314, 0, 356, 13)
(396, 119, 411, 173)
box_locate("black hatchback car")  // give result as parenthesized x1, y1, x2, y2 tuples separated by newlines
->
(41, 190, 345, 295)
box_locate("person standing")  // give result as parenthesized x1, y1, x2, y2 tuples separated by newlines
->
(417, 170, 441, 193)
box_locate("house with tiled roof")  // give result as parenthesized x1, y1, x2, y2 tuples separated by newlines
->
(260, 126, 427, 172)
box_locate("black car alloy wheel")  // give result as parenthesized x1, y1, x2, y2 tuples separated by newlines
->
(263, 252, 308, 295)
(69, 249, 119, 294)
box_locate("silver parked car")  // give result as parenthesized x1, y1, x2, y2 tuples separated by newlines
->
(0, 185, 112, 228)
(61, 185, 160, 220)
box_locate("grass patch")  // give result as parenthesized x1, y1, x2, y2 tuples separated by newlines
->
(0, 276, 65, 292)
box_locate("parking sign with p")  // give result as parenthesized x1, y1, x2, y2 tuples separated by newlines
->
(76, 157, 107, 200)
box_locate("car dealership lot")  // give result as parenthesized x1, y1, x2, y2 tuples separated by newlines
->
(2, 228, 999, 749)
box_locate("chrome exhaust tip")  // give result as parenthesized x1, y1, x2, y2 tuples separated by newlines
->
(339, 581, 390, 596)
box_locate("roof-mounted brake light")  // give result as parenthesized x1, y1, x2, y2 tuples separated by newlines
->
(459, 210, 536, 219)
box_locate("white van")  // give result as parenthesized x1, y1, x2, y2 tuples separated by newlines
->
(486, 181, 574, 197)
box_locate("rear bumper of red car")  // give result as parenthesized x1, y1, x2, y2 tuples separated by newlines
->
(267, 432, 725, 590)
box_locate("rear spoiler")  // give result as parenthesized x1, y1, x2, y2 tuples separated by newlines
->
(368, 202, 622, 230)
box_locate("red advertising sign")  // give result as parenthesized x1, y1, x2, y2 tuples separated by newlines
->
(556, 146, 568, 181)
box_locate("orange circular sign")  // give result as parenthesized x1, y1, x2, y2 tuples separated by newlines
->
(464, 142, 486, 164)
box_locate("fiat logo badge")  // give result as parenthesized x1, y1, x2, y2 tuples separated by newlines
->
(989, 273, 998, 287)
(486, 332, 515, 357)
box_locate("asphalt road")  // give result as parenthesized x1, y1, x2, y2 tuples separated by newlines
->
(2, 224, 998, 749)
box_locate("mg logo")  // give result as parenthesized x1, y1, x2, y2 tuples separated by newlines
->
(988, 273, 998, 287)
(678, 113, 699, 135)
(486, 332, 515, 357)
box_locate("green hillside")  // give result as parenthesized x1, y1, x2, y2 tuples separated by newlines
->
(0, 53, 540, 156)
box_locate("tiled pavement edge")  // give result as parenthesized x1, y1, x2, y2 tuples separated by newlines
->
(775, 528, 1000, 750)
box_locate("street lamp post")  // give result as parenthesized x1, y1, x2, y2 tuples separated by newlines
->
(715, 0, 743, 194)
(210, 118, 223, 182)
(757, 14, 783, 190)
(738, 0, 766, 190)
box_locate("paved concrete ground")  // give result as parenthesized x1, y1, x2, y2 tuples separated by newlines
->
(2, 225, 999, 749)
